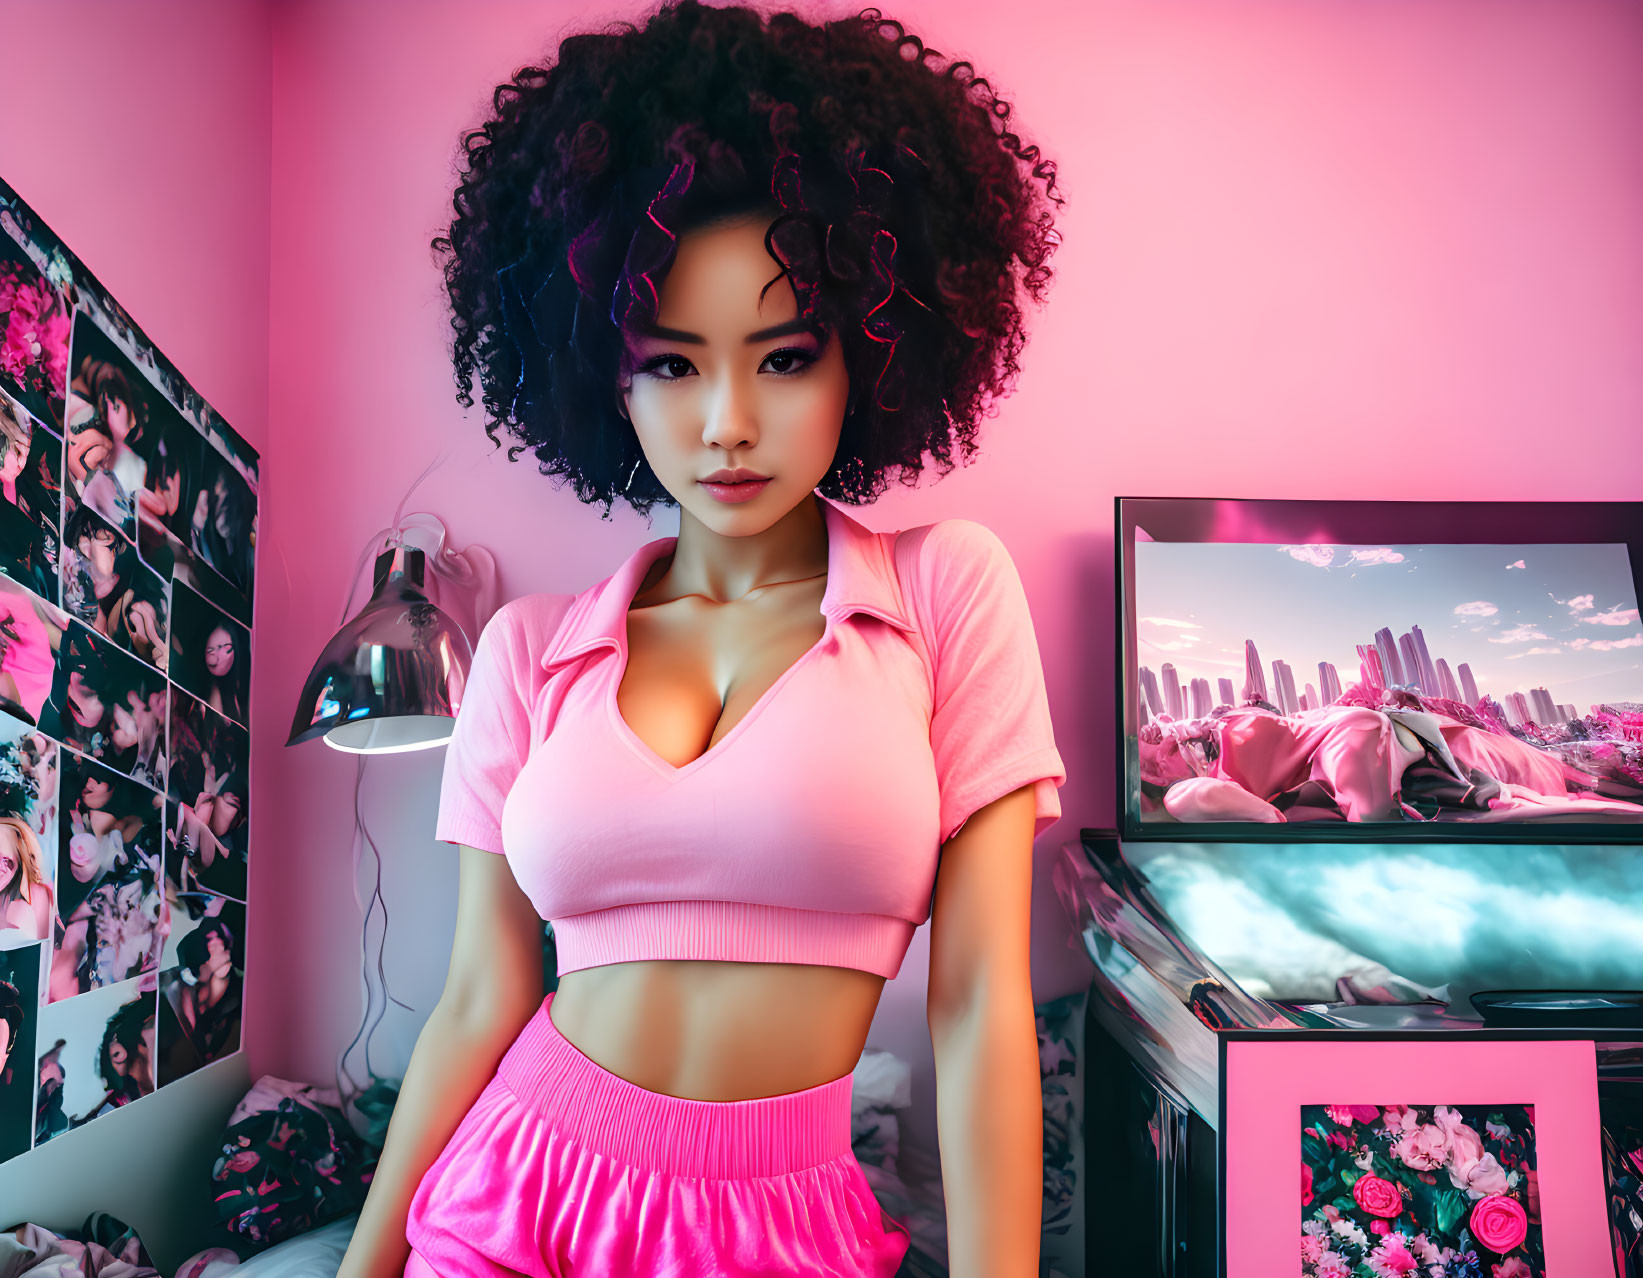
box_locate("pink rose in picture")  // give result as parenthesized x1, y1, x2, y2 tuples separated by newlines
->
(1303, 1162, 1313, 1207)
(1326, 1104, 1356, 1126)
(1370, 1218, 1390, 1235)
(1348, 1104, 1380, 1123)
(1392, 1122, 1449, 1171)
(1317, 1256, 1351, 1278)
(1469, 1194, 1529, 1253)
(1492, 1259, 1532, 1278)
(1302, 1234, 1323, 1264)
(1352, 1174, 1403, 1219)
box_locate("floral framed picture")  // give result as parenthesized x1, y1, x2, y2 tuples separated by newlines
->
(1223, 1036, 1613, 1278)
(1301, 1102, 1542, 1275)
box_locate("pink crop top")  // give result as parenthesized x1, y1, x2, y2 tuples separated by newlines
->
(434, 496, 1066, 980)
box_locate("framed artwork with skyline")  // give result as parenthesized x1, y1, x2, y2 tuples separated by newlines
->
(1118, 496, 1643, 843)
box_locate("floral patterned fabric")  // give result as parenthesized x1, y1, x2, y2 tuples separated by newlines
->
(1302, 1103, 1543, 1277)
(209, 1076, 378, 1249)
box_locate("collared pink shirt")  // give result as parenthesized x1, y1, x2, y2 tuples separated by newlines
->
(435, 496, 1065, 980)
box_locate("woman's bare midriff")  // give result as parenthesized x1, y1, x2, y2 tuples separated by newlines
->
(548, 961, 886, 1100)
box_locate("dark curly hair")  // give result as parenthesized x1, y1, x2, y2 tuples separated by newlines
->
(433, 0, 1063, 519)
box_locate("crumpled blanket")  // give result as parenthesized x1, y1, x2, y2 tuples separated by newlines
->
(208, 1075, 378, 1249)
(0, 1213, 158, 1278)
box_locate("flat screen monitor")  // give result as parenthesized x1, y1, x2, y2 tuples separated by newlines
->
(1118, 496, 1643, 842)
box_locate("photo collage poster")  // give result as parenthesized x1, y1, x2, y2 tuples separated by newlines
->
(0, 174, 257, 1163)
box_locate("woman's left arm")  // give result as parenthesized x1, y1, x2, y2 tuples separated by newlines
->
(926, 781, 1041, 1278)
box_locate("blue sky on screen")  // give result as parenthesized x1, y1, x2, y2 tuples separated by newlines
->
(1135, 541, 1642, 712)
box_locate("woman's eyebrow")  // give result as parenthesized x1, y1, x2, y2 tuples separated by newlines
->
(632, 318, 822, 345)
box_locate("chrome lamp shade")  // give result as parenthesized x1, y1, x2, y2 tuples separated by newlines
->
(286, 544, 473, 753)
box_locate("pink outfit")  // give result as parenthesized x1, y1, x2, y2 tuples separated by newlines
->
(435, 495, 1065, 980)
(412, 497, 1065, 1275)
(405, 990, 911, 1277)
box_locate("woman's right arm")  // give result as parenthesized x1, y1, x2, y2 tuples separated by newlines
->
(336, 845, 546, 1278)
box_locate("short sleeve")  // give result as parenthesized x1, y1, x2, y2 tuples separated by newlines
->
(913, 519, 1067, 845)
(434, 599, 540, 855)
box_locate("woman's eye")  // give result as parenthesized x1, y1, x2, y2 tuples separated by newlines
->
(762, 347, 818, 375)
(638, 347, 818, 380)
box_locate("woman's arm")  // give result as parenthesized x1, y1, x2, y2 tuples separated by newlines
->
(336, 845, 546, 1278)
(926, 783, 1042, 1278)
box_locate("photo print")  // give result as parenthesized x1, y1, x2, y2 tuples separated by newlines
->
(0, 943, 41, 1164)
(1302, 1103, 1543, 1277)
(187, 443, 255, 612)
(34, 970, 156, 1146)
(64, 310, 166, 542)
(0, 714, 58, 950)
(0, 385, 62, 539)
(169, 582, 248, 728)
(156, 893, 242, 1084)
(0, 573, 68, 728)
(168, 690, 247, 902)
(40, 620, 168, 789)
(51, 750, 163, 1002)
(60, 498, 169, 671)
(0, 492, 58, 604)
(132, 408, 207, 563)
(0, 226, 69, 433)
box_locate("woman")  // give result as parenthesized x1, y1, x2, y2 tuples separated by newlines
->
(70, 995, 155, 1125)
(0, 814, 54, 944)
(344, 6, 1067, 1277)
(198, 623, 248, 724)
(66, 357, 148, 506)
(176, 915, 241, 1062)
(62, 505, 167, 668)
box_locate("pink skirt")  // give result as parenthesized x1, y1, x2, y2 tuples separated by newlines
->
(404, 990, 913, 1277)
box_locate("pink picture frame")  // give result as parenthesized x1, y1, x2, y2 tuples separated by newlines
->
(1224, 1037, 1612, 1277)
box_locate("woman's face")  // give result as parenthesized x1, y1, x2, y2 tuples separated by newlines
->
(204, 626, 235, 678)
(619, 212, 850, 533)
(0, 438, 26, 482)
(81, 773, 113, 809)
(0, 827, 18, 889)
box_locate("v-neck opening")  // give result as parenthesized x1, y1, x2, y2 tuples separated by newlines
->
(607, 610, 834, 782)
(604, 523, 837, 782)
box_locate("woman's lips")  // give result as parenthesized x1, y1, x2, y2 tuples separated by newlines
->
(698, 478, 771, 504)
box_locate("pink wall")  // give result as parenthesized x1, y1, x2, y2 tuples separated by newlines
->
(0, 0, 270, 1260)
(257, 0, 1643, 1169)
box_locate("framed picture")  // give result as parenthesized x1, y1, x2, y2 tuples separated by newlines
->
(1118, 496, 1643, 843)
(1223, 1035, 1612, 1277)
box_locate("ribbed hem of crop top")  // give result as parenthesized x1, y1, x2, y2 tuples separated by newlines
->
(549, 900, 917, 980)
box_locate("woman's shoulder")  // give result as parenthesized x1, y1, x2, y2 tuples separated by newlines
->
(473, 592, 580, 677)
(892, 516, 1022, 611)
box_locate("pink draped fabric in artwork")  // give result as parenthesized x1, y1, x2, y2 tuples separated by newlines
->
(1148, 704, 1643, 824)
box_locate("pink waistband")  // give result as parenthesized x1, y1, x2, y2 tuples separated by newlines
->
(495, 990, 858, 1179)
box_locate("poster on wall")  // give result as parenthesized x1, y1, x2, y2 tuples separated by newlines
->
(0, 172, 256, 1164)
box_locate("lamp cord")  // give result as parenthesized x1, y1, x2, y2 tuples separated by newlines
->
(335, 752, 414, 1116)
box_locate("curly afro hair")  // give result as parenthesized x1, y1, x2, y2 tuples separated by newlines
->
(433, 0, 1064, 520)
